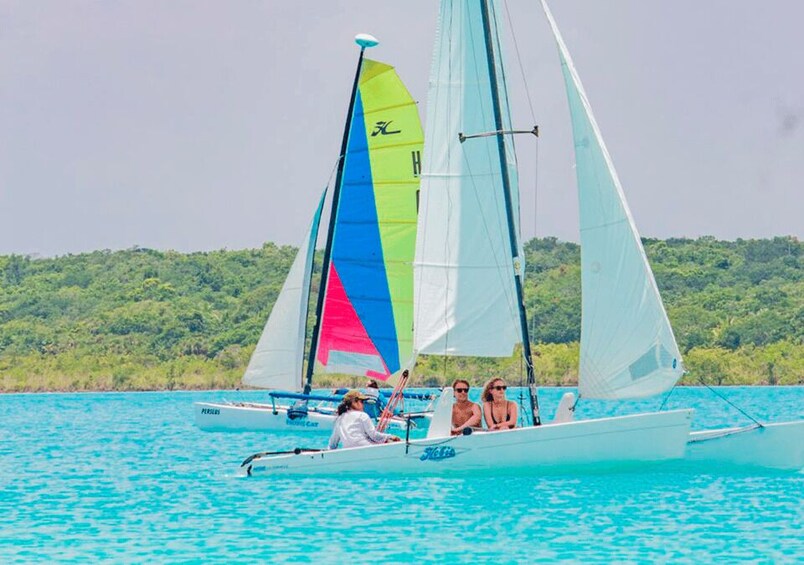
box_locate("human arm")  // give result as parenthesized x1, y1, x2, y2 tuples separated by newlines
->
(357, 412, 398, 444)
(468, 403, 482, 428)
(503, 401, 518, 429)
(452, 403, 482, 434)
(328, 421, 341, 450)
(482, 402, 496, 430)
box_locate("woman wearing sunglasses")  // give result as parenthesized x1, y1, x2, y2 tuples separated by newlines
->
(451, 379, 481, 435)
(481, 378, 518, 431)
(328, 390, 401, 449)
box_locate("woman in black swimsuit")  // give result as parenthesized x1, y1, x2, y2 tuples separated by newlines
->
(481, 378, 518, 431)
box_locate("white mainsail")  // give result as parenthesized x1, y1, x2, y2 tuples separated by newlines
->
(541, 0, 684, 399)
(413, 0, 525, 357)
(242, 190, 326, 391)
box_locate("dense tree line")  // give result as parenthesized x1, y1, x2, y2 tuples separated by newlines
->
(0, 236, 800, 391)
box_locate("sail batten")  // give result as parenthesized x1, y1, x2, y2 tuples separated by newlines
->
(541, 0, 684, 399)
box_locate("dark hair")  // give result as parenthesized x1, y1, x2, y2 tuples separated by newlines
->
(451, 379, 470, 390)
(336, 399, 351, 416)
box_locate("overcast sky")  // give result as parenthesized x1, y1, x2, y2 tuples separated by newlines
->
(1, 1, 801, 257)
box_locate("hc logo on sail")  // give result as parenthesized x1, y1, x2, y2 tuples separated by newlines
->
(420, 446, 456, 462)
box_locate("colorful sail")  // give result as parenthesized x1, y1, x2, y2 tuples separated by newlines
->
(315, 59, 423, 382)
(413, 0, 524, 357)
(541, 0, 684, 399)
(242, 190, 326, 391)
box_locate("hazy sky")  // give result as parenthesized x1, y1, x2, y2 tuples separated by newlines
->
(1, 1, 802, 257)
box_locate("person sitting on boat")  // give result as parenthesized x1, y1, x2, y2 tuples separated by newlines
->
(482, 378, 517, 431)
(328, 390, 402, 449)
(361, 379, 382, 418)
(451, 379, 481, 435)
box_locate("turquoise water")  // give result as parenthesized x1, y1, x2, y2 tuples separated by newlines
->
(1, 387, 802, 563)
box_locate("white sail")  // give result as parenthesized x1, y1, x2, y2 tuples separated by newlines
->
(414, 0, 524, 357)
(541, 0, 683, 399)
(242, 191, 326, 390)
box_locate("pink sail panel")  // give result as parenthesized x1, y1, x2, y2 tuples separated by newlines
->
(316, 265, 390, 379)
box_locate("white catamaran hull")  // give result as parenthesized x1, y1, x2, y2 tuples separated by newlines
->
(244, 409, 693, 476)
(194, 402, 413, 433)
(686, 420, 804, 470)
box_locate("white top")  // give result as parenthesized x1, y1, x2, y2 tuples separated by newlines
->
(328, 410, 392, 450)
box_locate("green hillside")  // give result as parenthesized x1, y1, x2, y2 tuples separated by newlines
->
(1, 236, 801, 391)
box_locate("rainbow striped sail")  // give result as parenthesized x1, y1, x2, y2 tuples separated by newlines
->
(315, 59, 423, 383)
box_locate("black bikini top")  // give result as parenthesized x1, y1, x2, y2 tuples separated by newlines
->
(490, 402, 511, 425)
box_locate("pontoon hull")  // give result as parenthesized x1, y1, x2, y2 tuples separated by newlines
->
(686, 420, 804, 470)
(194, 402, 413, 433)
(244, 409, 694, 475)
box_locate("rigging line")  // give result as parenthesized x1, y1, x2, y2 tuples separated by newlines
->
(697, 375, 764, 428)
(467, 4, 526, 339)
(529, 135, 540, 243)
(488, 2, 528, 247)
(325, 154, 342, 187)
(502, 0, 536, 123)
(517, 354, 530, 426)
(299, 157, 340, 386)
(455, 5, 523, 345)
(658, 383, 677, 411)
(459, 150, 523, 335)
(493, 1, 536, 253)
(498, 0, 541, 249)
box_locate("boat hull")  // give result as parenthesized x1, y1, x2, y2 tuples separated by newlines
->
(194, 402, 414, 433)
(244, 409, 694, 476)
(686, 420, 804, 470)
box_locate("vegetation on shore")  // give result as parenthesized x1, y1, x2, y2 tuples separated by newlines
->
(1, 236, 801, 392)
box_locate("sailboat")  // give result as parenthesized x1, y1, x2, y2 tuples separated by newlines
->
(537, 2, 802, 471)
(241, 1, 695, 475)
(194, 33, 432, 433)
(242, 1, 802, 474)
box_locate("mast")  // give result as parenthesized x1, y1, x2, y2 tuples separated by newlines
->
(478, 0, 541, 425)
(302, 34, 379, 394)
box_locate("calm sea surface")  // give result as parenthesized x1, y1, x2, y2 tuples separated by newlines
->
(1, 386, 802, 563)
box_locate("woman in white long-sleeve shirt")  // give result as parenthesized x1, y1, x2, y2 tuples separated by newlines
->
(328, 390, 402, 450)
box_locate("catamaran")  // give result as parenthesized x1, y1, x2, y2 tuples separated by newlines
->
(241, 1, 802, 474)
(194, 33, 432, 433)
(242, 1, 697, 475)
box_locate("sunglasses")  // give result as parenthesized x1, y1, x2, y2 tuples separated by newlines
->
(454, 387, 469, 393)
(492, 385, 507, 391)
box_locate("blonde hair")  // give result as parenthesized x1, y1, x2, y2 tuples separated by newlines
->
(481, 378, 506, 402)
